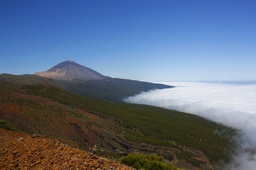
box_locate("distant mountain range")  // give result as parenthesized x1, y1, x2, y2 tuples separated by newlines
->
(35, 60, 106, 81)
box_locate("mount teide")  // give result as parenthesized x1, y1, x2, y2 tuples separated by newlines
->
(35, 60, 106, 81)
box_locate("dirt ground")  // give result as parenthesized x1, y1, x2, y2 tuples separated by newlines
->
(0, 128, 134, 170)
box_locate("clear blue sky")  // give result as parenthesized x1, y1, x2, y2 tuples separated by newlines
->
(1, 0, 256, 81)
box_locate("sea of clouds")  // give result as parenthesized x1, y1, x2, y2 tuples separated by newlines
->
(124, 82, 256, 170)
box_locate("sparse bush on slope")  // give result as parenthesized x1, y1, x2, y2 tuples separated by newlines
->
(121, 153, 177, 170)
(0, 119, 16, 131)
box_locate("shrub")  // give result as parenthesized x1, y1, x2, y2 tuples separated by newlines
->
(0, 120, 16, 131)
(120, 153, 177, 170)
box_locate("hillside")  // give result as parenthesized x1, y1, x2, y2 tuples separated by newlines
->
(0, 128, 134, 170)
(0, 74, 172, 102)
(0, 81, 237, 169)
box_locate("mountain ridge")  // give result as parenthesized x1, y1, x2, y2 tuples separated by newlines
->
(0, 73, 172, 102)
(1, 60, 173, 102)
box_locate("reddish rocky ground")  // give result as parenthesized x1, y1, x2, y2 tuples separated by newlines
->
(0, 128, 134, 170)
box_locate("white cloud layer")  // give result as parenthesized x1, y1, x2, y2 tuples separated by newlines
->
(124, 82, 256, 170)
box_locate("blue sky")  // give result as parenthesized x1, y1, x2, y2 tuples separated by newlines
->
(1, 0, 256, 81)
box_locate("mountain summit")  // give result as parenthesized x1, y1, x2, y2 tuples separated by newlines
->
(35, 60, 106, 81)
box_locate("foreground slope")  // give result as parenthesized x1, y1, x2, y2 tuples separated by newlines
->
(0, 81, 236, 169)
(0, 128, 134, 170)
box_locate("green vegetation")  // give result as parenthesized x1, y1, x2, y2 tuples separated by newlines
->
(176, 151, 201, 167)
(0, 74, 171, 101)
(0, 119, 16, 131)
(121, 153, 177, 170)
(67, 78, 172, 101)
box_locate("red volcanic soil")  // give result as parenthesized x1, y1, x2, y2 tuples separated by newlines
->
(0, 128, 134, 170)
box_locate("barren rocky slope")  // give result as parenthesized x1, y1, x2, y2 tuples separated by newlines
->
(0, 128, 134, 170)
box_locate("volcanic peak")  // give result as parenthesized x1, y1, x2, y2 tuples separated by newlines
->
(35, 60, 106, 81)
